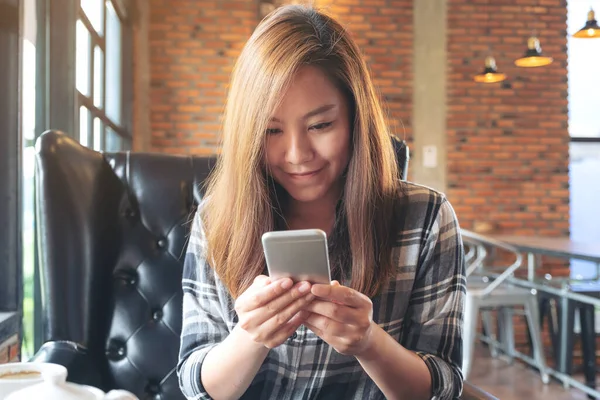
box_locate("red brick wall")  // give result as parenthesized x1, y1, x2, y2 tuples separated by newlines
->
(446, 0, 570, 243)
(147, 0, 413, 154)
(311, 0, 413, 142)
(0, 335, 20, 364)
(148, 0, 258, 154)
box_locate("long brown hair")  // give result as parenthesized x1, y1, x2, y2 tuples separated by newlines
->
(201, 5, 399, 299)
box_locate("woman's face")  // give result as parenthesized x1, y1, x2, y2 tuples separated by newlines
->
(265, 65, 352, 205)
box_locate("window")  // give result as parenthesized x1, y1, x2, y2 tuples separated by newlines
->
(0, 1, 21, 324)
(77, 0, 132, 151)
(20, 0, 37, 359)
(19, 0, 133, 360)
(567, 0, 600, 279)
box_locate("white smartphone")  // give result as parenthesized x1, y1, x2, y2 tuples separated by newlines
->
(261, 229, 332, 284)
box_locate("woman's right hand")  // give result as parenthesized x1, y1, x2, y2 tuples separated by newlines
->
(234, 275, 313, 349)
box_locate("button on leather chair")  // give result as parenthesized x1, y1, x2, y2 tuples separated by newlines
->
(31, 130, 495, 400)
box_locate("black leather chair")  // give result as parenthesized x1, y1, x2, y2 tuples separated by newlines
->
(32, 130, 216, 399)
(31, 130, 495, 400)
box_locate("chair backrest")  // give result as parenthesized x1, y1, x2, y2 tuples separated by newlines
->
(392, 135, 409, 181)
(36, 131, 217, 398)
(34, 130, 409, 398)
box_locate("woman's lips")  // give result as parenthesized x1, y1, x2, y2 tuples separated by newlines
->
(286, 167, 323, 180)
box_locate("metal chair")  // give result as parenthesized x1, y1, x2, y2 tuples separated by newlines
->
(461, 230, 549, 384)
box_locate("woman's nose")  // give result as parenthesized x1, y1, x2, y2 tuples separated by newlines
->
(284, 131, 313, 165)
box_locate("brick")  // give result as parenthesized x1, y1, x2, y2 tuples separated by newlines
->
(0, 335, 17, 364)
(9, 344, 19, 361)
(0, 349, 7, 364)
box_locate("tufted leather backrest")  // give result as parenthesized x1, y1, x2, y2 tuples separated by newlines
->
(100, 152, 217, 398)
(35, 130, 216, 399)
(34, 130, 408, 399)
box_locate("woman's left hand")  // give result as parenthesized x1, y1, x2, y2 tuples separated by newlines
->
(303, 281, 375, 357)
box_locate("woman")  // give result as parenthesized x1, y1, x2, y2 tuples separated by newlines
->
(177, 5, 465, 400)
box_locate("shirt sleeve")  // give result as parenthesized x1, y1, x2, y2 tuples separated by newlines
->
(401, 198, 466, 400)
(177, 210, 231, 400)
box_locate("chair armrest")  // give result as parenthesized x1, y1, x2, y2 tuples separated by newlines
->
(29, 341, 103, 389)
(460, 381, 499, 400)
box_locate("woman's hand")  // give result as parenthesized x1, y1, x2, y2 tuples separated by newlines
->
(234, 275, 314, 349)
(303, 281, 375, 357)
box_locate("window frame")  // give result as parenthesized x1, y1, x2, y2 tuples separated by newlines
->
(76, 0, 133, 151)
(0, 0, 24, 346)
(14, 0, 135, 354)
(571, 137, 600, 143)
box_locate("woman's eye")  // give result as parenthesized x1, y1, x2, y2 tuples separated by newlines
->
(266, 128, 282, 135)
(310, 122, 333, 131)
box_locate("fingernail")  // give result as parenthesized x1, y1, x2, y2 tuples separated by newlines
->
(298, 282, 310, 293)
(280, 279, 293, 289)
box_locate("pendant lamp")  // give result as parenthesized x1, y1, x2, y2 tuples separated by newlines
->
(515, 36, 553, 67)
(573, 8, 600, 38)
(474, 56, 507, 83)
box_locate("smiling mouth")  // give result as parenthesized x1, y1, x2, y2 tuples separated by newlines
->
(286, 168, 323, 178)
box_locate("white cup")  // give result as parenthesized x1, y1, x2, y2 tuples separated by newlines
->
(0, 362, 67, 399)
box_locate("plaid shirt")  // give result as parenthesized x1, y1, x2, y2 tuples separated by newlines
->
(177, 182, 466, 400)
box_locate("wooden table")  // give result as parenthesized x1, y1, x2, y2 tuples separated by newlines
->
(489, 235, 600, 281)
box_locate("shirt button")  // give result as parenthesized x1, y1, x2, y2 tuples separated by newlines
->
(288, 331, 298, 342)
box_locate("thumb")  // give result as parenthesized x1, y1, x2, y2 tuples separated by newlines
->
(253, 275, 271, 287)
(331, 280, 340, 286)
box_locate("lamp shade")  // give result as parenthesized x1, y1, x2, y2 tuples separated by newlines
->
(474, 56, 507, 83)
(573, 8, 600, 38)
(515, 36, 553, 67)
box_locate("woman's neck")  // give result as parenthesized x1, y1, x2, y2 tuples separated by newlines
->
(284, 191, 340, 235)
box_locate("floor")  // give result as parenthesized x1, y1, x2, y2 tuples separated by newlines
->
(468, 345, 593, 399)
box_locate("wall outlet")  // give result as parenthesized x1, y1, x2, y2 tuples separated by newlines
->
(423, 145, 437, 168)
